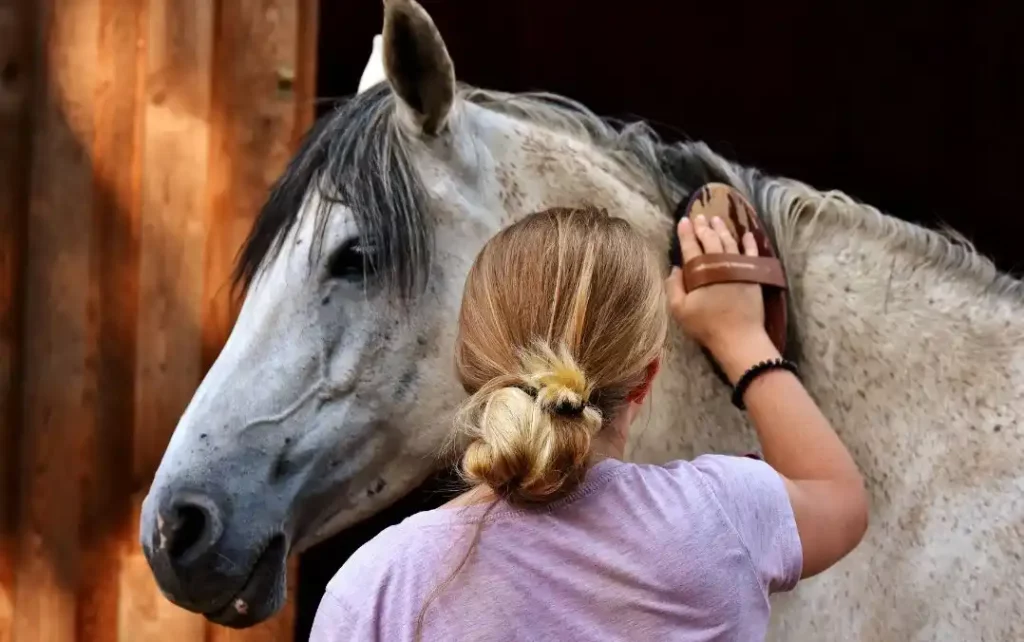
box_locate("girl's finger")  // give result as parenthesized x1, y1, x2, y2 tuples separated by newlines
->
(712, 216, 739, 254)
(742, 232, 759, 257)
(695, 215, 724, 254)
(677, 217, 703, 264)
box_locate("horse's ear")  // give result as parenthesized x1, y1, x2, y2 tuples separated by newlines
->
(382, 0, 455, 135)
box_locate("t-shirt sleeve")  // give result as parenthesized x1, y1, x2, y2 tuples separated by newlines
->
(309, 528, 398, 642)
(309, 590, 365, 642)
(691, 454, 803, 593)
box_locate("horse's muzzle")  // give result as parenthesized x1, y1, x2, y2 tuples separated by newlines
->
(140, 485, 287, 625)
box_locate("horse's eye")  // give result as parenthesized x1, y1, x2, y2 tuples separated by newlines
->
(327, 238, 375, 281)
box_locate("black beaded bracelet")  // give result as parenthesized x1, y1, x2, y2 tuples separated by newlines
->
(731, 358, 800, 410)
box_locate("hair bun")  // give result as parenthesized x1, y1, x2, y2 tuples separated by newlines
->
(521, 344, 598, 421)
(454, 343, 605, 506)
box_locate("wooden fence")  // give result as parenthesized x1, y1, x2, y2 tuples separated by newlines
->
(0, 0, 317, 640)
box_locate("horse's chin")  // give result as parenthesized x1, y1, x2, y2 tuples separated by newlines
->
(204, 535, 288, 628)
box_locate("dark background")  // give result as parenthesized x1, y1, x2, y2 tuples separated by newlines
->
(298, 1, 1023, 638)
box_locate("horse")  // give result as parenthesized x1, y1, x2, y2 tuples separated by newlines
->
(140, 0, 1024, 638)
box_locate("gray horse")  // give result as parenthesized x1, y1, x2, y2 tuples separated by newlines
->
(141, 1, 1024, 639)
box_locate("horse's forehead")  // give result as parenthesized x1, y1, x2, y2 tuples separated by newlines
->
(292, 192, 357, 246)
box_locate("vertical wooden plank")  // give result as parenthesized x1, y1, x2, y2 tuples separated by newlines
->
(204, 1, 317, 641)
(77, 1, 146, 641)
(12, 0, 99, 639)
(293, 0, 319, 147)
(0, 0, 34, 639)
(125, 0, 215, 639)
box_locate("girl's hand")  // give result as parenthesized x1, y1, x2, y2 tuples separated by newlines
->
(665, 214, 770, 358)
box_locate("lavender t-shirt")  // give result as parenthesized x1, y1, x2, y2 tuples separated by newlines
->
(310, 455, 802, 641)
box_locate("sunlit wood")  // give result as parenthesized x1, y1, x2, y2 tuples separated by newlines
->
(2, 0, 315, 640)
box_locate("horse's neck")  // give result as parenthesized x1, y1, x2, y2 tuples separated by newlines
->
(792, 217, 1024, 407)
(785, 200, 1024, 378)
(634, 201, 1024, 476)
(478, 113, 1023, 464)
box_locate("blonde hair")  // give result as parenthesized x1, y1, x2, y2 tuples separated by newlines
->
(451, 207, 668, 505)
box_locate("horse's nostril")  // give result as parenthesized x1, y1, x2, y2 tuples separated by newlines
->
(168, 505, 207, 561)
(158, 493, 224, 567)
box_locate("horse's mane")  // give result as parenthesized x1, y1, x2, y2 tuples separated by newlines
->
(465, 86, 1024, 303)
(236, 81, 1024, 305)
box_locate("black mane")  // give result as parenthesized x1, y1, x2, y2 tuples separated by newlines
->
(235, 84, 752, 310)
(233, 82, 431, 300)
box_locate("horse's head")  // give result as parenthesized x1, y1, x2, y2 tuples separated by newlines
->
(141, 0, 705, 627)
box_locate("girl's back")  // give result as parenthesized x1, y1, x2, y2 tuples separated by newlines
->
(311, 455, 800, 641)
